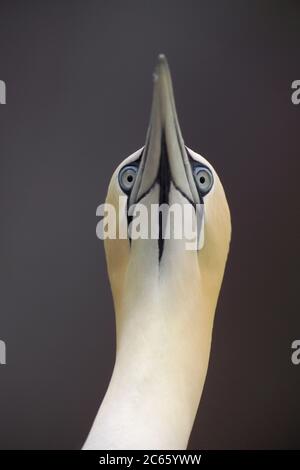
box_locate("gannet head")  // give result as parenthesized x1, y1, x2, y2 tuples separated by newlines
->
(103, 55, 231, 322)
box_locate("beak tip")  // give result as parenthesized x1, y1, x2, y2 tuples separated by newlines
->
(154, 53, 169, 78)
(158, 53, 167, 63)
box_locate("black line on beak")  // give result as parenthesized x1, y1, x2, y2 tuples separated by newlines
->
(157, 131, 171, 261)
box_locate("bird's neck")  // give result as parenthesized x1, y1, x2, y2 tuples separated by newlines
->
(83, 260, 219, 450)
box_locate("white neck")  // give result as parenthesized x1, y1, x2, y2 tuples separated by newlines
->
(83, 256, 218, 450)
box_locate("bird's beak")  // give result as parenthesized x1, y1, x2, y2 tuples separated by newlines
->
(129, 54, 200, 208)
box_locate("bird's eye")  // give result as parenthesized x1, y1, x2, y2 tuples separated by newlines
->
(118, 165, 138, 192)
(193, 166, 214, 195)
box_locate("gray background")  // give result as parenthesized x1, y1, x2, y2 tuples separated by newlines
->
(0, 0, 299, 449)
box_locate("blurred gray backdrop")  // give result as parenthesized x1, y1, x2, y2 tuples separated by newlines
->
(0, 0, 299, 449)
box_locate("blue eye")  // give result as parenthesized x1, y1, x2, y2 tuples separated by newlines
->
(118, 165, 138, 192)
(193, 167, 213, 194)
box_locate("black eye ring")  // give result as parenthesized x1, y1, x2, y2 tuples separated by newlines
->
(193, 166, 214, 195)
(118, 165, 138, 193)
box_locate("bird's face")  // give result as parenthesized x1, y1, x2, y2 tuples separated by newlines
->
(103, 56, 231, 316)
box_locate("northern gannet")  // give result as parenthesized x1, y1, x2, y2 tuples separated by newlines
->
(83, 55, 231, 450)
